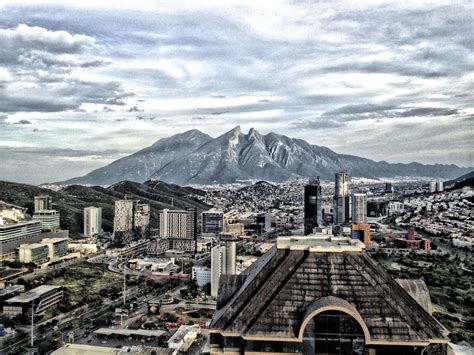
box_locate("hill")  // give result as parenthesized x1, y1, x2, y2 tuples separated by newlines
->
(0, 180, 210, 237)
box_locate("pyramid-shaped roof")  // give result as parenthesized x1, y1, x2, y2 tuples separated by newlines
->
(210, 236, 449, 346)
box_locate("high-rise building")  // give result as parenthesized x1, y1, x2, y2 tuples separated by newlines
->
(210, 235, 449, 353)
(83, 207, 102, 237)
(210, 235, 237, 298)
(159, 209, 188, 238)
(113, 199, 135, 233)
(34, 195, 52, 213)
(186, 207, 198, 253)
(436, 181, 444, 192)
(333, 171, 350, 225)
(429, 181, 437, 193)
(134, 203, 150, 236)
(304, 177, 322, 235)
(256, 212, 272, 233)
(202, 210, 224, 234)
(351, 193, 367, 223)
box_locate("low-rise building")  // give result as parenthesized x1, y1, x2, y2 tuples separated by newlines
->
(18, 243, 50, 264)
(3, 285, 63, 318)
(167, 325, 200, 353)
(41, 237, 69, 258)
(33, 210, 60, 232)
(192, 265, 212, 287)
(0, 219, 43, 260)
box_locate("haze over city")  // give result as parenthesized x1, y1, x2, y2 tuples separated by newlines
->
(0, 0, 472, 184)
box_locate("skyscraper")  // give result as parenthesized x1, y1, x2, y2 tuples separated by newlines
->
(334, 171, 350, 225)
(113, 198, 136, 245)
(186, 207, 198, 253)
(351, 193, 367, 223)
(83, 207, 102, 237)
(134, 203, 150, 237)
(34, 195, 52, 213)
(304, 177, 322, 235)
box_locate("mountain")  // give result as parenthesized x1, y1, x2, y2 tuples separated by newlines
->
(0, 180, 209, 237)
(63, 129, 212, 185)
(445, 170, 474, 190)
(64, 126, 472, 186)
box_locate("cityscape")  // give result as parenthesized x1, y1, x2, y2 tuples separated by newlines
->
(0, 1, 473, 355)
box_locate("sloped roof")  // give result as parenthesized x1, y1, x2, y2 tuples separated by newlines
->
(211, 242, 448, 345)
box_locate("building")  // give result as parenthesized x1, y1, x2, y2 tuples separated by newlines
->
(351, 223, 371, 245)
(256, 212, 272, 233)
(114, 199, 136, 234)
(304, 177, 323, 235)
(186, 207, 198, 253)
(436, 181, 444, 192)
(0, 219, 43, 260)
(333, 171, 350, 225)
(41, 237, 69, 258)
(3, 285, 63, 318)
(192, 265, 212, 288)
(18, 243, 50, 264)
(351, 193, 367, 223)
(159, 209, 187, 238)
(83, 207, 102, 237)
(34, 195, 52, 212)
(211, 235, 237, 298)
(33, 210, 60, 232)
(147, 237, 195, 255)
(114, 198, 150, 245)
(202, 210, 225, 234)
(168, 325, 200, 352)
(385, 183, 394, 194)
(210, 235, 449, 354)
(224, 223, 245, 236)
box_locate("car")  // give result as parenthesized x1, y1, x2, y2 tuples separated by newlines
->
(87, 339, 92, 343)
(101, 340, 108, 344)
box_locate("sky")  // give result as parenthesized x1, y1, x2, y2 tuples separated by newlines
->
(0, 0, 472, 184)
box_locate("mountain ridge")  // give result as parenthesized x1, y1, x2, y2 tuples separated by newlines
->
(63, 126, 472, 186)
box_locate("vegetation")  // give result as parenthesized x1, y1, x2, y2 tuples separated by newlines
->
(372, 251, 474, 345)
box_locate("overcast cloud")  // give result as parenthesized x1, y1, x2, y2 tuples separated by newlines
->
(0, 0, 472, 184)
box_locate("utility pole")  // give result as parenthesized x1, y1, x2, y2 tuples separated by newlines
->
(121, 258, 126, 326)
(30, 300, 34, 347)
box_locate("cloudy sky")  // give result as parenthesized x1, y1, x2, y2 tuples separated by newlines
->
(0, 0, 472, 184)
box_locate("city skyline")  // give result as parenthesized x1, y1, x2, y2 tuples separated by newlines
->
(0, 1, 472, 184)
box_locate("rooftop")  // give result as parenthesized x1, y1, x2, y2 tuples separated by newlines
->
(211, 237, 448, 346)
(18, 243, 48, 250)
(5, 285, 62, 303)
(94, 328, 166, 337)
(277, 234, 365, 252)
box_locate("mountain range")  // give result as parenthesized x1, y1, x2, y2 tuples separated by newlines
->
(63, 126, 471, 186)
(0, 180, 209, 237)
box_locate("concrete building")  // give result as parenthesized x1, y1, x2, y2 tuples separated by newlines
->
(304, 177, 323, 235)
(192, 265, 212, 287)
(334, 171, 350, 225)
(34, 195, 52, 212)
(224, 223, 245, 236)
(134, 203, 150, 237)
(83, 207, 102, 237)
(17, 243, 49, 264)
(429, 181, 437, 193)
(41, 237, 69, 258)
(351, 193, 367, 223)
(202, 210, 224, 234)
(33, 210, 60, 232)
(159, 209, 187, 238)
(436, 181, 444, 192)
(385, 183, 394, 194)
(168, 325, 200, 353)
(211, 236, 237, 298)
(0, 219, 43, 260)
(113, 199, 136, 233)
(210, 235, 449, 354)
(3, 285, 63, 318)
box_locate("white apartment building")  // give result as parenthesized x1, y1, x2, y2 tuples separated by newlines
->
(84, 206, 102, 237)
